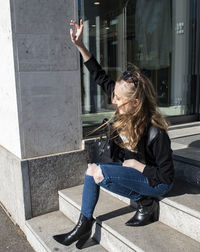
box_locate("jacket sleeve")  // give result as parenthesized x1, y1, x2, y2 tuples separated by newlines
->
(142, 130, 175, 186)
(84, 55, 115, 102)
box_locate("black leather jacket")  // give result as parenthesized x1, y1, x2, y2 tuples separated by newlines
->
(84, 55, 175, 187)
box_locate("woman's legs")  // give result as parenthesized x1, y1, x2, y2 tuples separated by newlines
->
(80, 174, 100, 220)
(80, 162, 174, 221)
(96, 162, 173, 199)
(81, 162, 131, 219)
(53, 162, 126, 247)
(53, 161, 174, 246)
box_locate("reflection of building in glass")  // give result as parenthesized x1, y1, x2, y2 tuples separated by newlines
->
(80, 0, 199, 126)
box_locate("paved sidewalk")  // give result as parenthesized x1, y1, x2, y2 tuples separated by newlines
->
(0, 206, 34, 252)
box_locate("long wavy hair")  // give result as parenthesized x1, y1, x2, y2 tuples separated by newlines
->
(87, 64, 169, 152)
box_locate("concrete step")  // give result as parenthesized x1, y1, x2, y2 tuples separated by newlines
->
(168, 122, 200, 139)
(59, 185, 200, 252)
(170, 129, 200, 186)
(158, 180, 200, 242)
(173, 145, 200, 186)
(172, 142, 200, 167)
(25, 211, 107, 252)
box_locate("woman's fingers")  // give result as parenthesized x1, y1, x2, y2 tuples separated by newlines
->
(70, 28, 76, 41)
(70, 19, 83, 29)
(79, 19, 84, 33)
(80, 19, 83, 26)
(70, 19, 80, 29)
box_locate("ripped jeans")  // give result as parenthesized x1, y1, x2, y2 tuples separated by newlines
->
(80, 162, 174, 220)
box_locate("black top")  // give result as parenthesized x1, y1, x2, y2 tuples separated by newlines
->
(84, 55, 175, 187)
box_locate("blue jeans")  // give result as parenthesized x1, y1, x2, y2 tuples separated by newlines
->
(81, 162, 174, 220)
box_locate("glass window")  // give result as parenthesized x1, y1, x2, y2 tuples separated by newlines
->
(79, 0, 195, 126)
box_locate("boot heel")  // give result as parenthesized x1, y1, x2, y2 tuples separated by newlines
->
(152, 208, 159, 222)
(76, 231, 91, 249)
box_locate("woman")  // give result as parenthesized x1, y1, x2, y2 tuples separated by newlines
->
(53, 19, 175, 248)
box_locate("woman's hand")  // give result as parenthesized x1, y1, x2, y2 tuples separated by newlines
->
(69, 19, 91, 61)
(122, 159, 146, 173)
(70, 19, 84, 46)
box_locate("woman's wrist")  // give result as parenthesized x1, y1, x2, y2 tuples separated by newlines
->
(75, 40, 84, 48)
(76, 42, 92, 62)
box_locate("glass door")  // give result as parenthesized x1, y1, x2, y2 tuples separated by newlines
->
(79, 0, 197, 127)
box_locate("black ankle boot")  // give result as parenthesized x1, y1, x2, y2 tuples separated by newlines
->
(125, 197, 159, 226)
(53, 213, 95, 248)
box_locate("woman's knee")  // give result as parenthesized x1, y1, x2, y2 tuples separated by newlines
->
(86, 163, 104, 183)
(86, 163, 97, 176)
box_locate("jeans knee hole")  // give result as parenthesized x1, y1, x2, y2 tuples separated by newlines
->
(93, 166, 104, 184)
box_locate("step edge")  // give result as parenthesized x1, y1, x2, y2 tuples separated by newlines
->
(173, 154, 200, 167)
(59, 193, 81, 211)
(169, 131, 200, 140)
(25, 220, 50, 252)
(95, 221, 143, 252)
(159, 197, 200, 219)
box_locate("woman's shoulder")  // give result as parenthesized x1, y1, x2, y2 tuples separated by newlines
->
(146, 123, 168, 145)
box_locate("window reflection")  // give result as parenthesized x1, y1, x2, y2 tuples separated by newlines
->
(80, 0, 192, 126)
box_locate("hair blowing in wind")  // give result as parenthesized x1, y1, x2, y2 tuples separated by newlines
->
(87, 64, 169, 152)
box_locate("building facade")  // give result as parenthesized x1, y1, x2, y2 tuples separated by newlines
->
(80, 0, 200, 129)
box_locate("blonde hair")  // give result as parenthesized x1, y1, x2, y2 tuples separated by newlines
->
(86, 64, 169, 151)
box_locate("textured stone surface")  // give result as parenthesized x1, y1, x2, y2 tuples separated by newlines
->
(159, 180, 200, 242)
(16, 33, 77, 72)
(13, 0, 77, 72)
(172, 137, 200, 186)
(173, 144, 200, 166)
(159, 202, 200, 242)
(27, 149, 88, 217)
(164, 180, 200, 213)
(25, 211, 107, 252)
(170, 130, 200, 186)
(13, 0, 72, 34)
(173, 159, 200, 186)
(0, 0, 21, 157)
(0, 145, 26, 231)
(173, 134, 200, 148)
(19, 70, 82, 158)
(168, 123, 200, 139)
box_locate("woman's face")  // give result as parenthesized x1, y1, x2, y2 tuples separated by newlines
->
(112, 81, 137, 114)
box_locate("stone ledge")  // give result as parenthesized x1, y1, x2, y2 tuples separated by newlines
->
(23, 149, 88, 218)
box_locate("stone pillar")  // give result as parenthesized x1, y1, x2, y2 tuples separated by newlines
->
(0, 0, 87, 231)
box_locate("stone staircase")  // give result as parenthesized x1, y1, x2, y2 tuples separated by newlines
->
(25, 122, 200, 251)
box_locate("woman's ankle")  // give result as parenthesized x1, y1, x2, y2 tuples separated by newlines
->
(81, 212, 94, 221)
(137, 196, 154, 206)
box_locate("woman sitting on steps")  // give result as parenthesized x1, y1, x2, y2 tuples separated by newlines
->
(53, 19, 175, 249)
